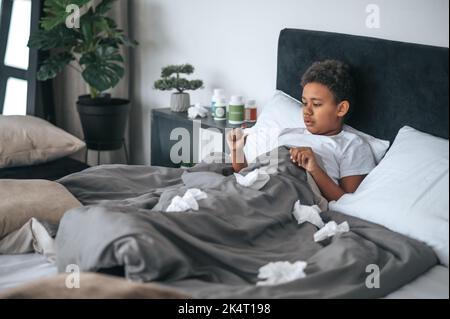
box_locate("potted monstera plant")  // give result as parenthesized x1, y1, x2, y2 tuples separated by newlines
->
(28, 0, 138, 151)
(154, 64, 203, 112)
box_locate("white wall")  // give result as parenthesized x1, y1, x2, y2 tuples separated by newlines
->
(129, 0, 449, 165)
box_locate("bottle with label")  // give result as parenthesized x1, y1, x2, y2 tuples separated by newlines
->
(211, 88, 225, 115)
(245, 99, 257, 123)
(213, 97, 227, 121)
(228, 95, 245, 125)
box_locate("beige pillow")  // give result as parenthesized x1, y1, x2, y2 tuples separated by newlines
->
(0, 273, 191, 299)
(0, 115, 85, 169)
(0, 179, 82, 239)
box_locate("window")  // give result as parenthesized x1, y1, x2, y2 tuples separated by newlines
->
(3, 77, 27, 115)
(4, 0, 31, 70)
(0, 0, 40, 115)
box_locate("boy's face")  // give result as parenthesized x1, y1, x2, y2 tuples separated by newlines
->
(301, 82, 347, 135)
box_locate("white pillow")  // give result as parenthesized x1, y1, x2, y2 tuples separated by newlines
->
(329, 126, 449, 266)
(0, 115, 85, 169)
(255, 90, 306, 130)
(342, 124, 390, 164)
(243, 90, 390, 163)
(244, 91, 303, 163)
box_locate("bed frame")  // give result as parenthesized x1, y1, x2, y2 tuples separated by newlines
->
(276, 29, 449, 143)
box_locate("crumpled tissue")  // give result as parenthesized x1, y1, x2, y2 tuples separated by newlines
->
(256, 261, 308, 286)
(187, 104, 209, 119)
(0, 217, 56, 263)
(234, 168, 270, 190)
(313, 221, 350, 242)
(166, 188, 207, 212)
(291, 200, 324, 228)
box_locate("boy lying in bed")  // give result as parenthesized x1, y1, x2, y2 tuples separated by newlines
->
(226, 60, 375, 201)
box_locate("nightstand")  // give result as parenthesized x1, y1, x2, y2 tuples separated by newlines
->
(151, 108, 256, 168)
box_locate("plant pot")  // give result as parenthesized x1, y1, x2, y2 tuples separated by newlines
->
(76, 95, 130, 150)
(170, 92, 190, 112)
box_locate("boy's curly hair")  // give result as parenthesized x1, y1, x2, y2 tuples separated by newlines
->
(301, 60, 356, 111)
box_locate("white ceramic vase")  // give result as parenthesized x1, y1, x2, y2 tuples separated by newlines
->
(170, 92, 190, 112)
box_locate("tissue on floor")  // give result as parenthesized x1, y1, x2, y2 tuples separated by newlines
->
(291, 200, 324, 228)
(313, 221, 350, 242)
(234, 168, 270, 190)
(166, 188, 207, 212)
(256, 261, 308, 286)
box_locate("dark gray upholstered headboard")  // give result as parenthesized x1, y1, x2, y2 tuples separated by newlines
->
(276, 29, 449, 142)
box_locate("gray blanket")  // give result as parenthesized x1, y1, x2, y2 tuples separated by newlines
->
(56, 147, 437, 298)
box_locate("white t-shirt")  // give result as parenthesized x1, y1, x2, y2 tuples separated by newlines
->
(277, 128, 376, 184)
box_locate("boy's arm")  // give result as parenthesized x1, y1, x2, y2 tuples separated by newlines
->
(309, 168, 345, 201)
(290, 147, 366, 201)
(309, 169, 366, 201)
(231, 148, 248, 173)
(226, 128, 248, 173)
(339, 175, 367, 193)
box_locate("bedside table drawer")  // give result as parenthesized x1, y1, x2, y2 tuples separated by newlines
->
(151, 116, 194, 167)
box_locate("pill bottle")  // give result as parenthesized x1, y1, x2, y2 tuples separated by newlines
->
(213, 96, 227, 121)
(245, 99, 257, 123)
(211, 88, 225, 115)
(228, 95, 245, 125)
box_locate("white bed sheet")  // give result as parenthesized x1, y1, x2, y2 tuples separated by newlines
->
(0, 253, 57, 293)
(0, 254, 448, 298)
(384, 265, 449, 299)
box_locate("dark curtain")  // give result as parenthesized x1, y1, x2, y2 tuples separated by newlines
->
(34, 0, 56, 123)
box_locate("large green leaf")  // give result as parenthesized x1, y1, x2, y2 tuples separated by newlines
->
(41, 0, 91, 30)
(37, 52, 74, 81)
(104, 17, 118, 30)
(119, 34, 139, 47)
(93, 16, 110, 35)
(80, 46, 124, 92)
(80, 7, 95, 45)
(28, 24, 79, 50)
(98, 34, 138, 49)
(95, 0, 116, 15)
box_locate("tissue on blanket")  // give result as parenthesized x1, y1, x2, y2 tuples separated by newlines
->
(166, 188, 207, 212)
(292, 200, 324, 228)
(313, 221, 350, 242)
(0, 218, 56, 262)
(256, 261, 307, 286)
(187, 104, 209, 119)
(234, 168, 270, 190)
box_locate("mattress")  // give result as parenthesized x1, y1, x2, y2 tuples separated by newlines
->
(0, 254, 57, 293)
(384, 265, 449, 299)
(0, 157, 89, 180)
(0, 253, 448, 298)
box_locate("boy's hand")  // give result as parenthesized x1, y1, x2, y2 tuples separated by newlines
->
(226, 128, 248, 152)
(289, 147, 320, 173)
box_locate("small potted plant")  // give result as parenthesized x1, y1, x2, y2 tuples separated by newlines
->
(154, 64, 203, 112)
(28, 0, 138, 151)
